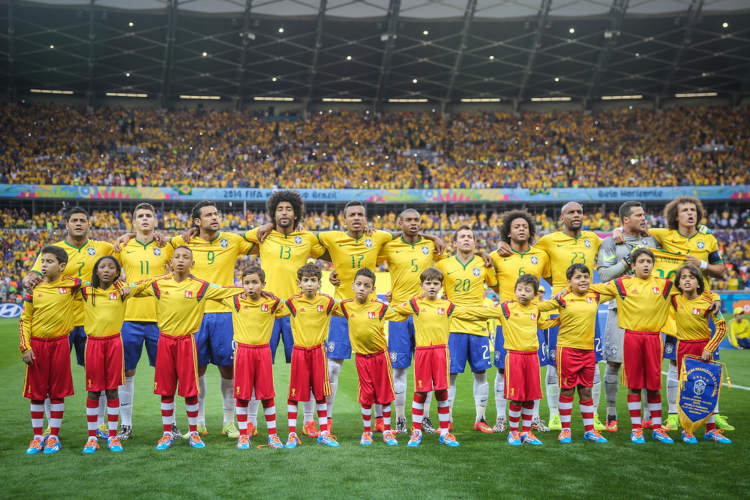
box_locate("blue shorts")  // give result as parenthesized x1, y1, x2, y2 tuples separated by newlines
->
(69, 325, 87, 367)
(594, 311, 606, 362)
(388, 317, 415, 369)
(326, 315, 351, 360)
(196, 312, 235, 367)
(122, 321, 160, 371)
(271, 316, 294, 364)
(449, 332, 491, 374)
(663, 334, 677, 361)
(493, 326, 549, 369)
(738, 338, 750, 349)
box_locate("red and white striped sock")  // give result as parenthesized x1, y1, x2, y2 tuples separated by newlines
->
(86, 398, 99, 437)
(580, 399, 595, 433)
(287, 400, 298, 434)
(382, 403, 392, 431)
(161, 396, 175, 434)
(316, 400, 328, 432)
(107, 398, 120, 438)
(647, 393, 662, 427)
(436, 390, 450, 436)
(185, 395, 199, 433)
(627, 393, 642, 430)
(559, 394, 574, 431)
(236, 398, 249, 436)
(706, 413, 716, 432)
(49, 398, 64, 437)
(508, 402, 522, 432)
(30, 400, 44, 439)
(521, 401, 534, 433)
(362, 404, 372, 433)
(412, 392, 427, 431)
(260, 399, 276, 436)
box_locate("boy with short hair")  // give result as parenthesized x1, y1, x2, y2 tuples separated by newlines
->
(20, 246, 82, 455)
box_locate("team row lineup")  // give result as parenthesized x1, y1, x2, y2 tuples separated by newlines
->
(19, 191, 733, 454)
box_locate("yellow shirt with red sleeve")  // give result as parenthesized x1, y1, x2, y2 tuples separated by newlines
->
(79, 284, 130, 337)
(436, 255, 498, 336)
(670, 292, 726, 352)
(133, 275, 243, 337)
(333, 298, 406, 355)
(589, 276, 676, 332)
(29, 239, 114, 326)
(493, 300, 560, 352)
(115, 238, 174, 322)
(283, 293, 336, 348)
(217, 295, 286, 345)
(535, 231, 601, 292)
(490, 246, 550, 301)
(243, 228, 326, 299)
(541, 291, 615, 350)
(19, 277, 83, 353)
(378, 237, 441, 304)
(169, 232, 254, 313)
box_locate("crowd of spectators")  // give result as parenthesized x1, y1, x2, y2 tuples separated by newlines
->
(2, 103, 749, 190)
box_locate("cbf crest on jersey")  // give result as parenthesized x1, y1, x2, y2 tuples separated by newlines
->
(294, 236, 303, 245)
(87, 247, 96, 256)
(530, 256, 538, 265)
(473, 268, 481, 277)
(697, 241, 705, 249)
(584, 239, 591, 248)
(678, 356, 724, 434)
(365, 238, 373, 248)
(220, 238, 228, 248)
(154, 247, 162, 256)
(421, 246, 430, 255)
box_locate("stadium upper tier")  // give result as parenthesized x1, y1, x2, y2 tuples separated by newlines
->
(2, 103, 748, 189)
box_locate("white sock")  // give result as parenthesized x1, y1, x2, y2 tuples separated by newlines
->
(447, 374, 458, 420)
(96, 393, 107, 428)
(374, 404, 383, 419)
(303, 391, 315, 424)
(642, 389, 650, 420)
(248, 390, 260, 427)
(394, 368, 407, 420)
(494, 371, 506, 420)
(326, 359, 343, 421)
(44, 397, 51, 425)
(532, 399, 541, 419)
(220, 377, 235, 425)
(592, 363, 602, 415)
(667, 362, 679, 414)
(473, 372, 489, 422)
(424, 391, 433, 420)
(546, 366, 559, 417)
(197, 375, 207, 425)
(118, 376, 135, 427)
(715, 401, 720, 414)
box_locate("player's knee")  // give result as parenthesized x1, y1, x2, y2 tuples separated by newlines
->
(88, 390, 101, 400)
(124, 369, 136, 377)
(578, 387, 592, 400)
(105, 389, 118, 399)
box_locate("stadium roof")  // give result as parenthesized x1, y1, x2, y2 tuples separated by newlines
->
(2, 0, 749, 107)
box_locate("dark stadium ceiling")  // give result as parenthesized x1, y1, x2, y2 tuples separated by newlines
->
(1, 0, 749, 107)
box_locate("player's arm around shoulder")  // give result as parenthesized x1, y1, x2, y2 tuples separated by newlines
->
(453, 303, 501, 321)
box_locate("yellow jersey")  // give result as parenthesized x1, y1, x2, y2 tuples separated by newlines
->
(379, 237, 440, 304)
(543, 292, 611, 350)
(116, 238, 174, 322)
(284, 293, 336, 348)
(335, 298, 404, 355)
(670, 293, 725, 353)
(169, 232, 254, 313)
(19, 277, 82, 352)
(30, 239, 114, 326)
(219, 295, 286, 345)
(536, 231, 601, 292)
(436, 255, 498, 336)
(80, 284, 130, 337)
(490, 246, 550, 301)
(649, 228, 723, 267)
(494, 300, 560, 352)
(590, 276, 676, 332)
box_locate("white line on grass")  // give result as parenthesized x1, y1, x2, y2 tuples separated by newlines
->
(661, 371, 750, 391)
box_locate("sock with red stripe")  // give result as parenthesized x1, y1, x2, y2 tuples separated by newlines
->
(627, 393, 642, 430)
(412, 392, 427, 431)
(580, 399, 595, 433)
(558, 394, 574, 430)
(508, 402, 522, 432)
(287, 399, 298, 434)
(436, 390, 450, 436)
(30, 400, 44, 440)
(706, 413, 716, 432)
(185, 395, 199, 434)
(316, 399, 328, 433)
(362, 404, 372, 433)
(48, 398, 64, 437)
(86, 397, 99, 437)
(521, 401, 534, 433)
(236, 398, 249, 436)
(107, 398, 120, 438)
(382, 403, 392, 431)
(161, 395, 175, 435)
(647, 392, 662, 427)
(262, 399, 277, 436)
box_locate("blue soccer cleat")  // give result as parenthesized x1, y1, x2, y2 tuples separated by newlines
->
(681, 431, 698, 444)
(43, 436, 61, 454)
(267, 435, 284, 449)
(236, 435, 251, 450)
(507, 431, 523, 446)
(583, 430, 608, 443)
(107, 437, 123, 452)
(383, 430, 399, 446)
(407, 429, 422, 447)
(652, 427, 674, 444)
(285, 432, 300, 449)
(96, 425, 109, 440)
(439, 433, 460, 447)
(558, 429, 572, 444)
(26, 438, 44, 455)
(360, 431, 373, 446)
(631, 428, 646, 444)
(522, 431, 543, 445)
(188, 432, 206, 449)
(704, 429, 732, 444)
(155, 434, 174, 450)
(317, 430, 340, 447)
(82, 436, 99, 454)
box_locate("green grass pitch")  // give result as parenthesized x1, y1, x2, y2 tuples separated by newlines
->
(1, 318, 748, 499)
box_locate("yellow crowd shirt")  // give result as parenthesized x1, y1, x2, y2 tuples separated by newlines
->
(490, 246, 550, 301)
(436, 255, 498, 336)
(116, 238, 173, 322)
(19, 277, 82, 352)
(379, 237, 440, 304)
(535, 231, 601, 292)
(284, 293, 336, 348)
(589, 276, 675, 332)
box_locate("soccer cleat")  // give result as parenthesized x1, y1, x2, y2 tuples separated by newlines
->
(474, 419, 493, 434)
(196, 423, 208, 437)
(652, 427, 674, 444)
(249, 422, 259, 437)
(43, 436, 61, 454)
(630, 428, 646, 444)
(96, 425, 109, 440)
(439, 433, 460, 447)
(43, 426, 51, 438)
(302, 421, 321, 438)
(422, 417, 437, 434)
(704, 429, 732, 444)
(583, 430, 608, 443)
(383, 430, 398, 446)
(558, 429, 572, 444)
(236, 435, 251, 450)
(374, 417, 385, 433)
(26, 438, 44, 455)
(407, 429, 422, 447)
(681, 431, 698, 444)
(548, 414, 562, 431)
(593, 414, 606, 431)
(108, 437, 124, 452)
(155, 434, 174, 450)
(360, 431, 374, 446)
(117, 425, 133, 441)
(522, 431, 543, 445)
(172, 423, 185, 440)
(395, 417, 408, 434)
(285, 432, 301, 449)
(715, 415, 735, 431)
(222, 422, 240, 439)
(493, 417, 507, 433)
(665, 413, 679, 431)
(82, 436, 100, 454)
(317, 430, 339, 447)
(605, 418, 618, 432)
(531, 417, 549, 432)
(507, 430, 523, 446)
(268, 435, 284, 449)
(188, 432, 206, 449)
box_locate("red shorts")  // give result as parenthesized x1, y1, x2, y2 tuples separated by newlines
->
(85, 334, 124, 392)
(234, 343, 275, 401)
(676, 338, 710, 377)
(24, 335, 74, 400)
(355, 350, 395, 406)
(154, 333, 199, 398)
(288, 344, 330, 402)
(504, 350, 541, 401)
(623, 330, 662, 391)
(414, 345, 449, 392)
(556, 346, 595, 389)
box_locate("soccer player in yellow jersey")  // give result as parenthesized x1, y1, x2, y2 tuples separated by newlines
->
(436, 225, 497, 434)
(490, 210, 550, 432)
(20, 246, 82, 455)
(115, 203, 175, 441)
(730, 308, 750, 349)
(169, 201, 254, 438)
